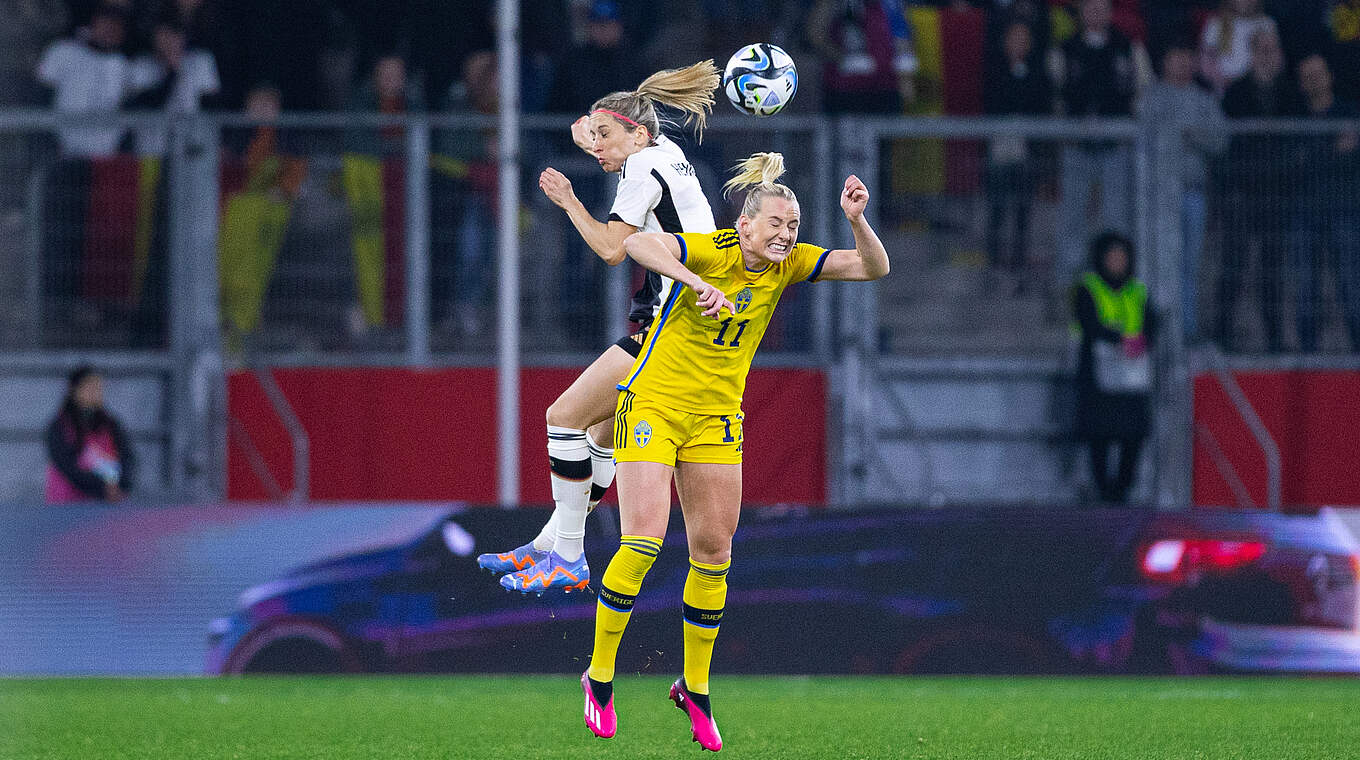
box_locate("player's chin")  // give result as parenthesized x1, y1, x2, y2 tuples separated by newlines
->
(763, 244, 792, 263)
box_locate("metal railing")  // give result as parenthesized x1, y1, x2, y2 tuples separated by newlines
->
(3, 109, 1358, 506)
(1192, 344, 1282, 510)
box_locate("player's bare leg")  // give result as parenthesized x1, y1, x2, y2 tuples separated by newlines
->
(494, 345, 633, 592)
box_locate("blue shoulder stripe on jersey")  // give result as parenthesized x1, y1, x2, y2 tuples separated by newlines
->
(673, 233, 688, 264)
(618, 281, 686, 391)
(807, 248, 831, 282)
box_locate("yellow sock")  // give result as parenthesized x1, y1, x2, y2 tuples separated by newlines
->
(587, 535, 662, 683)
(682, 557, 730, 695)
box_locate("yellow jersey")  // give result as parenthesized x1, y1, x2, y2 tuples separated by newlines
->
(617, 229, 830, 414)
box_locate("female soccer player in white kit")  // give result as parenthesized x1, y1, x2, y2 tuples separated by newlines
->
(476, 61, 721, 594)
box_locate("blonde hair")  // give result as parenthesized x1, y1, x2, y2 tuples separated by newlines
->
(723, 152, 798, 218)
(590, 60, 721, 141)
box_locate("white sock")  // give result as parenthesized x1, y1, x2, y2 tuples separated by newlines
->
(531, 510, 558, 552)
(547, 425, 591, 562)
(587, 435, 615, 511)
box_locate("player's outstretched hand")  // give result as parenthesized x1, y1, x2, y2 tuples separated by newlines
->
(694, 281, 735, 318)
(571, 115, 594, 153)
(539, 168, 576, 209)
(840, 175, 869, 221)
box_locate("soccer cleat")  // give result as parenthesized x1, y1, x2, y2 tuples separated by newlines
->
(500, 551, 590, 594)
(581, 672, 616, 739)
(669, 677, 722, 752)
(476, 542, 548, 575)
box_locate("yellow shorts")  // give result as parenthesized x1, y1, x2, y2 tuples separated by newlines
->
(613, 390, 743, 466)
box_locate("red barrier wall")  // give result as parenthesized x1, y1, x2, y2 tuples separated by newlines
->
(1193, 370, 1360, 510)
(228, 368, 826, 504)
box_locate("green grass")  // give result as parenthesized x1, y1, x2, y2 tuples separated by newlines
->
(2, 676, 1359, 759)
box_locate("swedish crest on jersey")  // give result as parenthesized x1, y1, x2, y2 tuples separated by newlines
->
(734, 287, 753, 313)
(634, 420, 653, 447)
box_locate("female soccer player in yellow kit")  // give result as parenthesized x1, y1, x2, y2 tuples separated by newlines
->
(579, 153, 891, 751)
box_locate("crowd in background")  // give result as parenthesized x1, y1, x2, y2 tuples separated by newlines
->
(4, 0, 1360, 354)
(8, 0, 1358, 131)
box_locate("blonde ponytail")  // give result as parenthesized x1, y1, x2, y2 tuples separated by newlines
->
(722, 152, 786, 196)
(590, 60, 721, 141)
(723, 152, 798, 218)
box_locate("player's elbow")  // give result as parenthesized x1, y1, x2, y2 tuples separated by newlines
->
(601, 245, 627, 266)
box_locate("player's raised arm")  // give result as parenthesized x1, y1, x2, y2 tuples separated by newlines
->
(814, 175, 890, 282)
(624, 232, 735, 317)
(539, 167, 635, 265)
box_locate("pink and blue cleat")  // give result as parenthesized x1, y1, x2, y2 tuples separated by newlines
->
(500, 551, 590, 595)
(476, 542, 547, 575)
(582, 673, 617, 739)
(669, 677, 722, 752)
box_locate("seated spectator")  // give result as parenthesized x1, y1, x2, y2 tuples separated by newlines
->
(1199, 0, 1278, 96)
(983, 19, 1052, 290)
(1072, 232, 1156, 504)
(807, 0, 918, 114)
(1138, 42, 1226, 341)
(1216, 26, 1296, 352)
(1287, 53, 1360, 352)
(127, 20, 220, 155)
(35, 4, 137, 157)
(45, 366, 135, 503)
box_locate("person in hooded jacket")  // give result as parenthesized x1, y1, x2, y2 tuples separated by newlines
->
(1071, 231, 1156, 504)
(45, 366, 135, 503)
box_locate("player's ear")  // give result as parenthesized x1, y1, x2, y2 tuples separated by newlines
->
(736, 215, 750, 237)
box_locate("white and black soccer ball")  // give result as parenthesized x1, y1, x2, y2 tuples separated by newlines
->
(723, 43, 798, 117)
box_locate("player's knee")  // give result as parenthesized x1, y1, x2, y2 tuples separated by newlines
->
(687, 534, 732, 566)
(545, 399, 570, 428)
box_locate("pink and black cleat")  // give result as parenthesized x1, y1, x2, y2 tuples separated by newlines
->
(669, 677, 722, 752)
(581, 672, 617, 739)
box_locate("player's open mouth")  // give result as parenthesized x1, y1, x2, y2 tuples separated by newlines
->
(768, 242, 789, 255)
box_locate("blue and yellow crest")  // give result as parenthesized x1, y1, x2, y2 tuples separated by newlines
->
(633, 420, 653, 447)
(735, 287, 753, 313)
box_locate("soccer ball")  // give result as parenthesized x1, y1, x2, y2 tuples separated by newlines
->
(723, 43, 798, 117)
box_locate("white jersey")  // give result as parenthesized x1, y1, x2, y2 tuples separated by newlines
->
(608, 134, 716, 325)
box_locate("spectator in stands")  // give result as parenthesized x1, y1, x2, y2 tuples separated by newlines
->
(35, 4, 137, 157)
(342, 55, 423, 334)
(1216, 26, 1295, 352)
(127, 20, 220, 155)
(345, 55, 422, 156)
(45, 366, 135, 503)
(983, 19, 1051, 292)
(1287, 53, 1360, 352)
(807, 0, 918, 114)
(436, 51, 501, 342)
(548, 1, 645, 115)
(1139, 42, 1226, 341)
(1053, 0, 1151, 291)
(1072, 232, 1155, 505)
(982, 0, 1051, 67)
(1198, 0, 1279, 97)
(1267, 1, 1360, 105)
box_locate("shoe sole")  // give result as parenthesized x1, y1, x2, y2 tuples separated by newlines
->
(504, 578, 593, 596)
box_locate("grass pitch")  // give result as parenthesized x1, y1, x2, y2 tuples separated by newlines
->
(2, 675, 1358, 759)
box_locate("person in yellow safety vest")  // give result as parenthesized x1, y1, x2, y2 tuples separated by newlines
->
(1071, 230, 1156, 504)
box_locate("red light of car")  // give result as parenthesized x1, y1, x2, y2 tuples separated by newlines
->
(1140, 539, 1267, 583)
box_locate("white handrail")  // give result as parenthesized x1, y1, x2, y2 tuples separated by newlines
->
(1199, 345, 1282, 510)
(251, 366, 309, 503)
